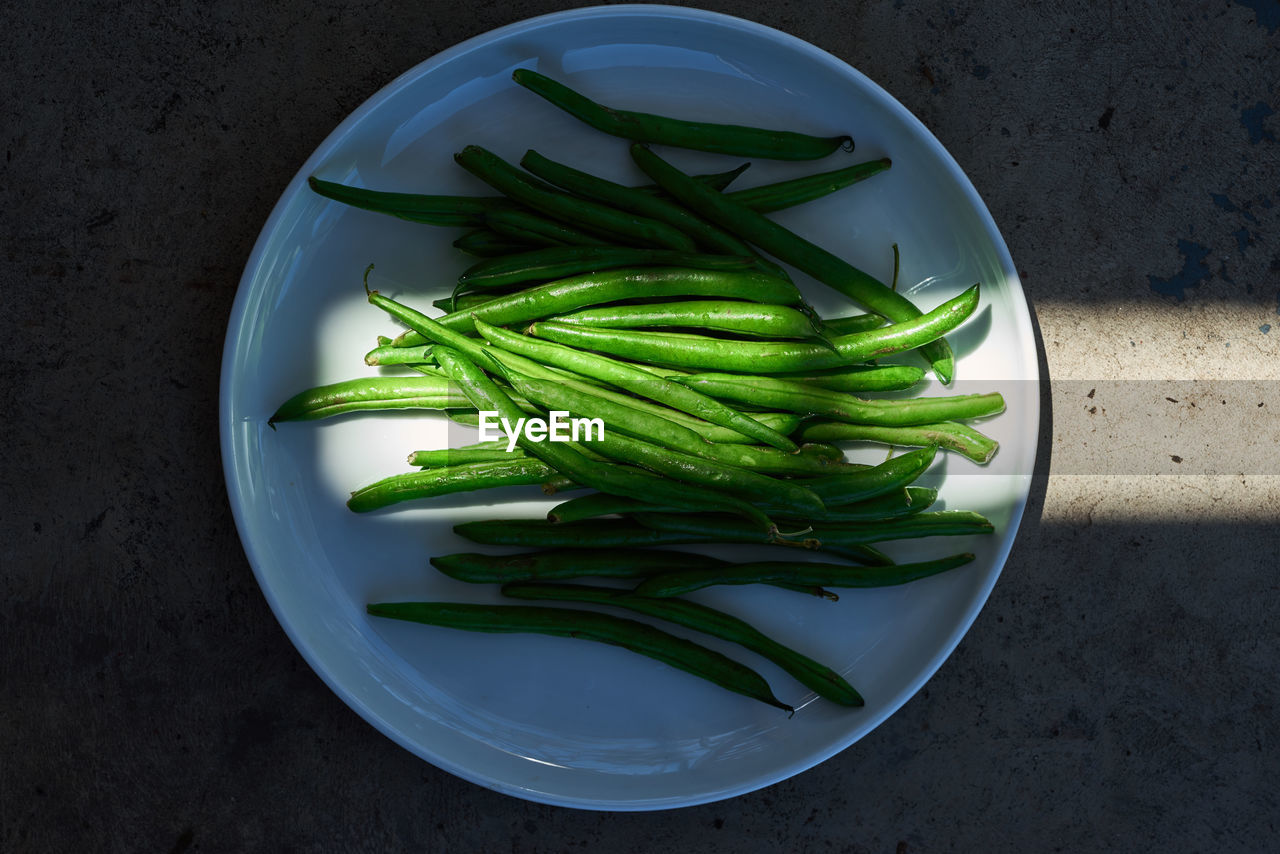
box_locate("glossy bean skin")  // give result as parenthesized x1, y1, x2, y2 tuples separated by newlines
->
(268, 376, 470, 425)
(794, 446, 938, 507)
(472, 318, 798, 451)
(552, 300, 822, 340)
(365, 601, 792, 711)
(456, 144, 697, 251)
(390, 267, 806, 343)
(406, 446, 516, 468)
(458, 247, 757, 290)
(818, 313, 886, 336)
(675, 375, 1006, 428)
(754, 364, 925, 392)
(307, 176, 513, 226)
(527, 283, 980, 373)
(512, 68, 852, 160)
(346, 458, 566, 513)
(629, 144, 957, 382)
(501, 582, 864, 706)
(797, 420, 1000, 464)
(433, 346, 777, 531)
(631, 552, 976, 598)
(723, 157, 892, 213)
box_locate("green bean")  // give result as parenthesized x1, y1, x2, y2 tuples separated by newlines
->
(434, 294, 496, 314)
(794, 486, 939, 522)
(346, 457, 568, 512)
(676, 375, 1006, 427)
(512, 68, 852, 160)
(552, 300, 823, 340)
(389, 267, 807, 345)
(501, 582, 863, 706)
(472, 318, 798, 451)
(756, 364, 925, 392)
(546, 492, 679, 524)
(434, 346, 777, 531)
(454, 517, 877, 563)
(431, 548, 728, 583)
(633, 161, 751, 194)
(723, 157, 892, 213)
(520, 149, 762, 258)
(819, 313, 886, 336)
(406, 445, 517, 468)
(528, 283, 980, 373)
(453, 517, 806, 551)
(453, 228, 536, 257)
(365, 601, 792, 711)
(433, 548, 833, 600)
(631, 552, 975, 598)
(307, 176, 514, 226)
(484, 208, 611, 247)
(796, 420, 1000, 464)
(364, 343, 436, 366)
(632, 510, 995, 548)
(629, 144, 956, 382)
(799, 446, 937, 506)
(456, 145, 697, 251)
(268, 375, 470, 425)
(458, 246, 757, 290)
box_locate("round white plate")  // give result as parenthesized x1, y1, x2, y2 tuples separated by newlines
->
(220, 4, 1038, 810)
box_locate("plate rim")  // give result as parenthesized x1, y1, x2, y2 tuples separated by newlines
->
(219, 2, 1039, 810)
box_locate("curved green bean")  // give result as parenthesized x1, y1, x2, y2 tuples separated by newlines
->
(675, 375, 1006, 427)
(268, 375, 470, 425)
(512, 68, 852, 160)
(553, 300, 822, 340)
(307, 176, 514, 226)
(631, 552, 975, 598)
(799, 446, 937, 506)
(797, 420, 1000, 464)
(346, 457, 568, 512)
(527, 283, 979, 373)
(723, 157, 892, 213)
(365, 601, 792, 711)
(501, 582, 863, 706)
(752, 364, 925, 392)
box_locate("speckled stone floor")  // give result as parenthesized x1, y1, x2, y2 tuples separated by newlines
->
(3, 1, 1276, 850)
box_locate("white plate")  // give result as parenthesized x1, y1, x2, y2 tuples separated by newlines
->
(220, 4, 1038, 810)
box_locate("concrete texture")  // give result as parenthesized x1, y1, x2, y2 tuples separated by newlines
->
(2, 0, 1277, 850)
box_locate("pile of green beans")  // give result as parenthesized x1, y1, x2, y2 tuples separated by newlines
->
(274, 68, 1007, 713)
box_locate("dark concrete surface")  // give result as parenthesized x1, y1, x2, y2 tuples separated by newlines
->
(3, 1, 1277, 851)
